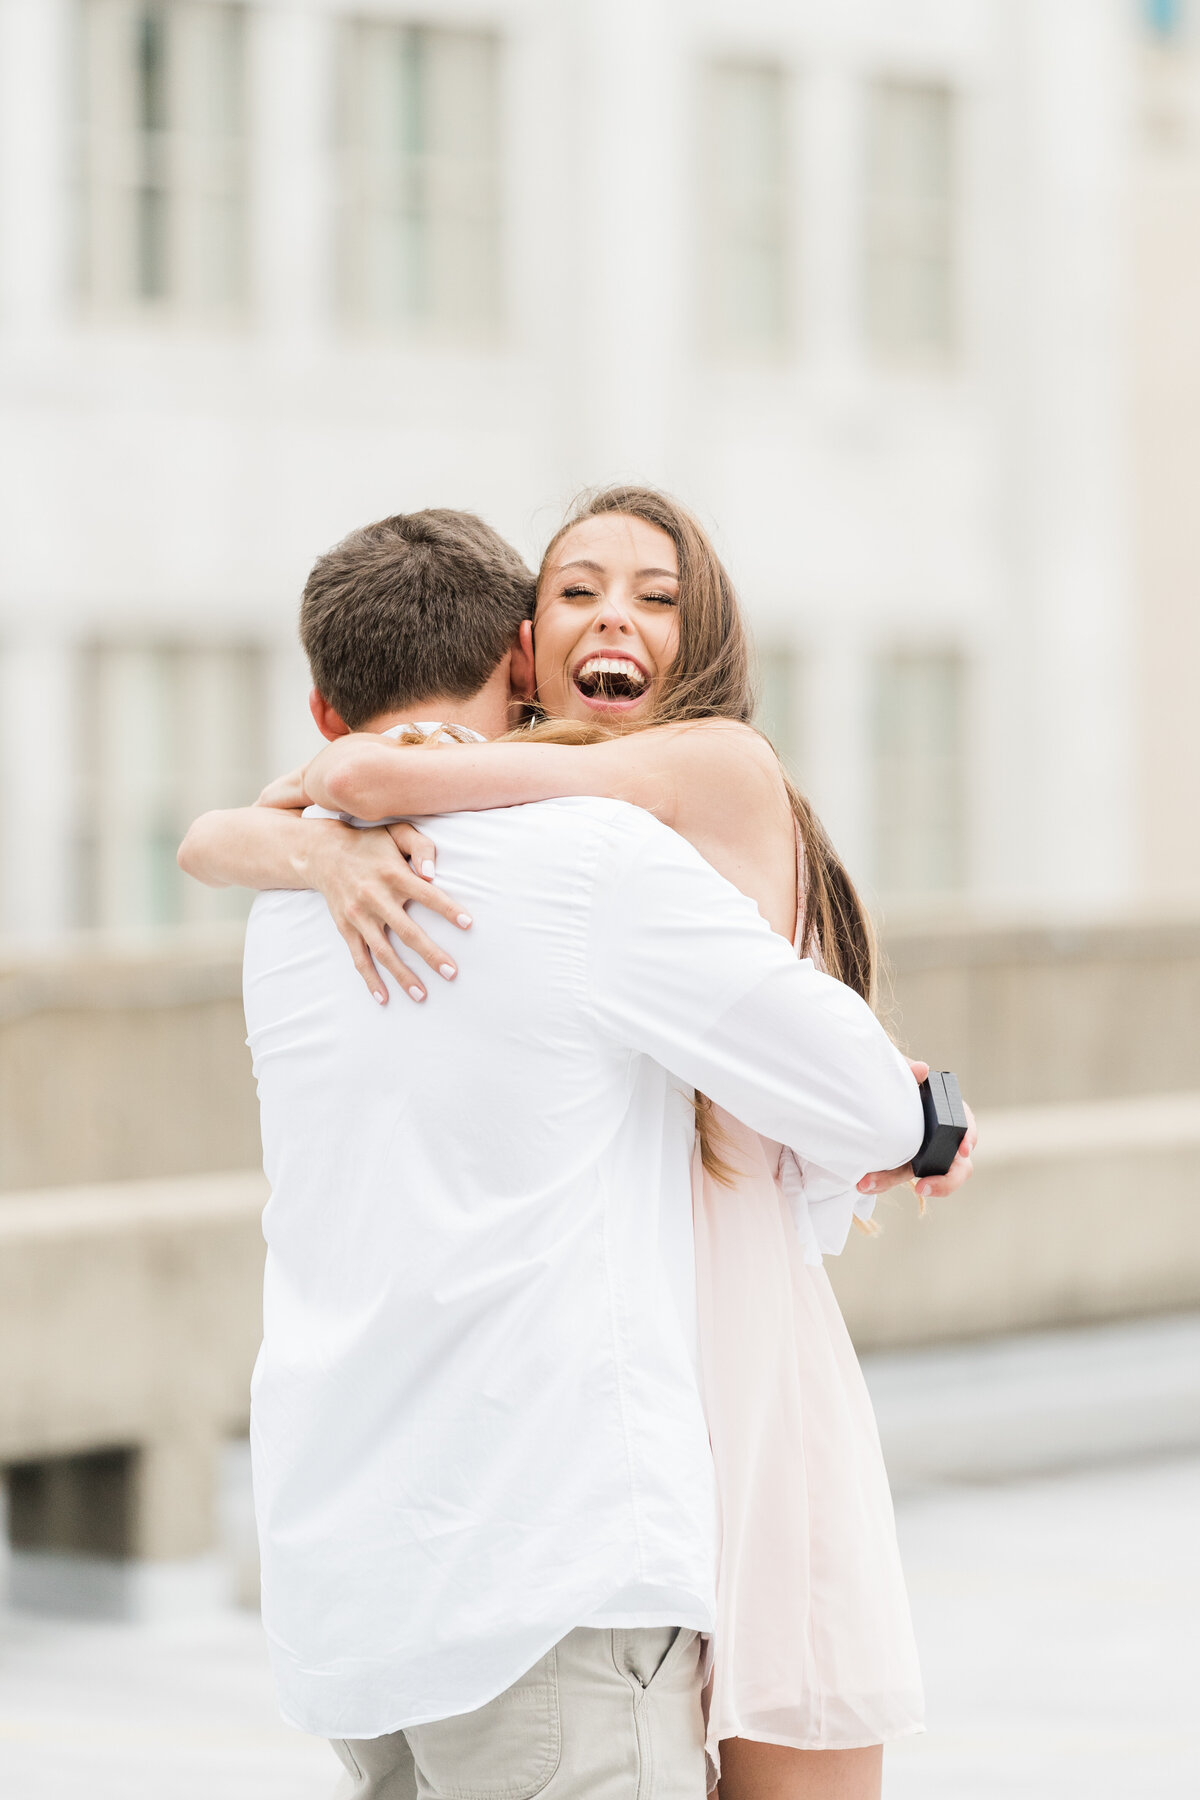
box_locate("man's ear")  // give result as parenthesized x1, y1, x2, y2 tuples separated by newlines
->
(309, 689, 354, 741)
(508, 620, 536, 704)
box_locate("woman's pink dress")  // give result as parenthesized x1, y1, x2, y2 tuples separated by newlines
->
(692, 881, 924, 1780)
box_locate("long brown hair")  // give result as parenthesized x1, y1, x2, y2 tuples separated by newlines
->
(533, 486, 877, 999)
(528, 487, 880, 1185)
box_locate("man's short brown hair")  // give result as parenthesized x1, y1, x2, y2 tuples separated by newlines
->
(300, 510, 535, 729)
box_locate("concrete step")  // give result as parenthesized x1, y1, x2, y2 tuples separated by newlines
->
(864, 1311, 1200, 1488)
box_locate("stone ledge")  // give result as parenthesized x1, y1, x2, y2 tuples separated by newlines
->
(0, 1171, 268, 1239)
(0, 1113, 1194, 1609)
(830, 1091, 1200, 1348)
(882, 910, 1200, 971)
(968, 1090, 1200, 1160)
(864, 1312, 1200, 1487)
(0, 930, 245, 1024)
(6, 1549, 230, 1623)
(0, 1173, 265, 1466)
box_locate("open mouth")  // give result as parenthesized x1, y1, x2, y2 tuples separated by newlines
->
(572, 655, 650, 708)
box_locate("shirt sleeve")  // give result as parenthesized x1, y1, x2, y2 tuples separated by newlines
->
(582, 809, 924, 1190)
(777, 1146, 880, 1264)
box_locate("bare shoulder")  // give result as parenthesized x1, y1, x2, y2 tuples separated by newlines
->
(642, 721, 796, 933)
(652, 720, 789, 823)
(573, 722, 793, 931)
(666, 717, 782, 774)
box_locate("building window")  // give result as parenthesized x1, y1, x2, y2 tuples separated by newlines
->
(700, 60, 791, 357)
(864, 80, 955, 363)
(872, 651, 966, 900)
(337, 20, 502, 337)
(755, 644, 802, 774)
(78, 644, 267, 930)
(78, 0, 249, 319)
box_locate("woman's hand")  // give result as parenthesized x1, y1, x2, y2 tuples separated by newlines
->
(258, 766, 311, 811)
(856, 1059, 978, 1203)
(304, 732, 419, 818)
(308, 819, 472, 1005)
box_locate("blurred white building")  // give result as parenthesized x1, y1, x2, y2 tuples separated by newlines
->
(0, 0, 1192, 937)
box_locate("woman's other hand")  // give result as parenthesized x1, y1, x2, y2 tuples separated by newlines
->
(309, 820, 472, 1006)
(856, 1059, 978, 1203)
(258, 766, 311, 811)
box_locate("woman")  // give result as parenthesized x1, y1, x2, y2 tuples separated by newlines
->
(182, 487, 974, 1799)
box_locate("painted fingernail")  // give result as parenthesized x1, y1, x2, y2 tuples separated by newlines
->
(408, 987, 425, 1002)
(373, 990, 386, 1005)
(421, 860, 435, 879)
(439, 964, 456, 981)
(457, 913, 472, 928)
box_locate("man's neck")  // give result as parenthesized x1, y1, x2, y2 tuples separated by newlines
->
(362, 690, 506, 742)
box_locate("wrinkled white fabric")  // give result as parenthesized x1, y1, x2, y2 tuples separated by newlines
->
(244, 782, 923, 1742)
(777, 1145, 880, 1266)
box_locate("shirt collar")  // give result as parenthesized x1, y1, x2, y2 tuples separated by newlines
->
(381, 721, 487, 743)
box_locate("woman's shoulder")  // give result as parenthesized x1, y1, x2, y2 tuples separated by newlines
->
(652, 721, 797, 931)
(653, 720, 788, 810)
(564, 718, 789, 844)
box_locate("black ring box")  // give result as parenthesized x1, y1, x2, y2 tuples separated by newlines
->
(911, 1071, 968, 1179)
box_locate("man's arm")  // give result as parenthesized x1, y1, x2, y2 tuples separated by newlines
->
(583, 810, 924, 1185)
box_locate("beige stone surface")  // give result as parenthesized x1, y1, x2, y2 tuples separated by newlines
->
(0, 933, 259, 1192)
(880, 915, 1200, 1106)
(0, 1172, 265, 1478)
(829, 1092, 1200, 1349)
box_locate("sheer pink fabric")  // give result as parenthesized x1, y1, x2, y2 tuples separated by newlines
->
(693, 862, 924, 1783)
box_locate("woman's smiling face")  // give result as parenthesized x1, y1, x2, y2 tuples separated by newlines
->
(533, 514, 681, 723)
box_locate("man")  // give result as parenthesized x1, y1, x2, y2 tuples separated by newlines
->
(233, 511, 925, 1798)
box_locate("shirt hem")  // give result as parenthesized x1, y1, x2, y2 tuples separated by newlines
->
(270, 1597, 717, 1741)
(580, 1605, 713, 1632)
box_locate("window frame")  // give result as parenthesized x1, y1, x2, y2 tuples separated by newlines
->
(870, 646, 969, 904)
(75, 0, 251, 326)
(862, 75, 958, 369)
(334, 15, 505, 344)
(698, 54, 796, 363)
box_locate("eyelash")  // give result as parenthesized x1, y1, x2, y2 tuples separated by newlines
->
(561, 586, 677, 607)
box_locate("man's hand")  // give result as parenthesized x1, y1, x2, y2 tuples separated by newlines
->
(857, 1058, 977, 1202)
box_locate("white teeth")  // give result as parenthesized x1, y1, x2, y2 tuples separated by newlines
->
(577, 656, 647, 688)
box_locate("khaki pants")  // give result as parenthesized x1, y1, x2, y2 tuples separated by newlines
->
(331, 1626, 706, 1800)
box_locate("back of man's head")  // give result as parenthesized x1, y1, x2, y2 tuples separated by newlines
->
(300, 510, 535, 729)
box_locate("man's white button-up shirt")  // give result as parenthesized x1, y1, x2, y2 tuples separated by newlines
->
(243, 781, 922, 1740)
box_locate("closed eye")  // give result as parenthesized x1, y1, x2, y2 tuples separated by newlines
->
(562, 585, 597, 600)
(640, 593, 677, 606)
